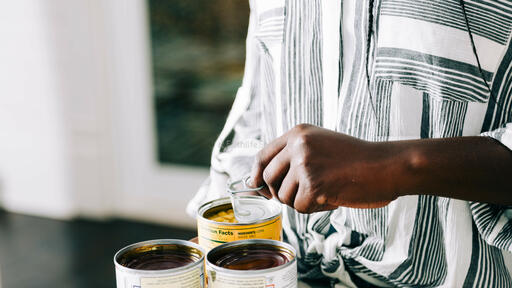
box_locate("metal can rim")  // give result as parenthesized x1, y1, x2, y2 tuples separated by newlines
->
(113, 239, 205, 275)
(197, 196, 281, 226)
(206, 239, 296, 275)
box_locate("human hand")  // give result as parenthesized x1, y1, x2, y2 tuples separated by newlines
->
(249, 124, 399, 213)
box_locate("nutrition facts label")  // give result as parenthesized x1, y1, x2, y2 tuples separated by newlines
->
(198, 217, 282, 251)
(140, 268, 203, 288)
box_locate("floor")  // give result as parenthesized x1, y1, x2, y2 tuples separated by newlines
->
(0, 210, 196, 288)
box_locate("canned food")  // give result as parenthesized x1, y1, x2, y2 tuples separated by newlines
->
(197, 196, 282, 250)
(114, 239, 205, 288)
(206, 239, 297, 288)
(208, 208, 237, 223)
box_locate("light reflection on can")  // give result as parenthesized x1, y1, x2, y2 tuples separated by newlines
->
(197, 196, 282, 251)
(114, 239, 205, 288)
(206, 239, 297, 288)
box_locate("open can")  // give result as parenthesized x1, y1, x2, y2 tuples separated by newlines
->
(197, 196, 282, 251)
(206, 239, 297, 288)
(114, 239, 205, 288)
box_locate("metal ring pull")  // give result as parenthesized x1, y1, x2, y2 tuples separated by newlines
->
(227, 175, 265, 194)
(228, 175, 267, 223)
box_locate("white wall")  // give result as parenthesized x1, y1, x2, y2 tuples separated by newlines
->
(0, 0, 208, 228)
(0, 1, 75, 219)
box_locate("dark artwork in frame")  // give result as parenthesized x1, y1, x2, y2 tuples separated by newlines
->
(148, 0, 250, 166)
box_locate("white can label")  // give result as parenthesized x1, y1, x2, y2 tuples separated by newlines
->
(208, 261, 297, 288)
(116, 266, 204, 288)
(141, 267, 202, 288)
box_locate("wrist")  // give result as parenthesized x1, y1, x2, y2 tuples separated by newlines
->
(376, 141, 429, 199)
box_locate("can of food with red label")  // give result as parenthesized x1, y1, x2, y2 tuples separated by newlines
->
(114, 239, 205, 288)
(197, 196, 282, 251)
(206, 239, 297, 288)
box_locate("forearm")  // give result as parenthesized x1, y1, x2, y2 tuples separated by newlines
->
(385, 136, 512, 205)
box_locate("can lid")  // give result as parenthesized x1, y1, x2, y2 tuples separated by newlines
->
(206, 239, 296, 275)
(230, 196, 276, 223)
(198, 196, 281, 226)
(114, 239, 205, 275)
(228, 175, 272, 223)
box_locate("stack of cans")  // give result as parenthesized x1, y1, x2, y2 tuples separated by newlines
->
(114, 195, 297, 288)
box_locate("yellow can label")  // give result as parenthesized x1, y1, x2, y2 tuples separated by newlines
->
(197, 216, 282, 251)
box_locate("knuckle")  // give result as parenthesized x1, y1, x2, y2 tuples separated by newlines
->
(295, 204, 313, 214)
(290, 138, 313, 168)
(300, 191, 320, 213)
(294, 192, 315, 214)
(290, 125, 312, 144)
(293, 123, 312, 133)
(278, 192, 293, 206)
(291, 132, 313, 152)
(294, 203, 305, 213)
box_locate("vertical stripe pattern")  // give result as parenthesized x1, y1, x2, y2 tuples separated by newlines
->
(196, 0, 512, 286)
(282, 0, 323, 129)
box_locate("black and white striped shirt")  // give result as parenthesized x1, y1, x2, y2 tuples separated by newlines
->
(189, 1, 512, 287)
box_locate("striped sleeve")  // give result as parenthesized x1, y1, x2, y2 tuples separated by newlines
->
(481, 123, 512, 152)
(469, 123, 512, 251)
(469, 202, 512, 252)
(186, 1, 263, 216)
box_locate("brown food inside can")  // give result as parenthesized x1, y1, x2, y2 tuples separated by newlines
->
(208, 243, 293, 270)
(117, 243, 202, 270)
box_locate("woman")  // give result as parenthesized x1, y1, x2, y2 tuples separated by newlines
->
(189, 0, 512, 286)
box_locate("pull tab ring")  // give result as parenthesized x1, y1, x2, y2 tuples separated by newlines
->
(227, 175, 265, 194)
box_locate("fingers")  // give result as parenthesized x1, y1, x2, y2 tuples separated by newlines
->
(257, 186, 272, 199)
(277, 171, 298, 207)
(293, 183, 316, 214)
(254, 148, 290, 200)
(293, 184, 338, 213)
(258, 171, 340, 212)
(249, 134, 288, 188)
(261, 149, 290, 199)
